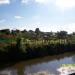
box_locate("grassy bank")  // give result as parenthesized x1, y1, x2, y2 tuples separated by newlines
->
(0, 38, 75, 70)
(0, 42, 75, 62)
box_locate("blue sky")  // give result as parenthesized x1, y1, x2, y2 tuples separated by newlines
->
(0, 0, 75, 33)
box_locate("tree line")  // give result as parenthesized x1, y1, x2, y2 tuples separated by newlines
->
(0, 28, 75, 63)
(0, 28, 74, 38)
(0, 28, 75, 42)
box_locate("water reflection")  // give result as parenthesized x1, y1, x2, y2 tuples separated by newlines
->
(0, 68, 17, 75)
(0, 52, 75, 75)
(23, 53, 75, 75)
(72, 55, 75, 62)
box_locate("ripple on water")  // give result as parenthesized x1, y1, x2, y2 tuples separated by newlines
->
(25, 71, 56, 75)
(0, 69, 17, 75)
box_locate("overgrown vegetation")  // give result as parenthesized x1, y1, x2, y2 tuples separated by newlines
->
(0, 28, 75, 61)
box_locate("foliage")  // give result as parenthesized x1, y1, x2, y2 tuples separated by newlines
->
(0, 28, 75, 61)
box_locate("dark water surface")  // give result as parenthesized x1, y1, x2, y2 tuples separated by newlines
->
(0, 52, 75, 75)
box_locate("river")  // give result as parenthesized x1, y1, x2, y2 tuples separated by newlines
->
(0, 52, 75, 75)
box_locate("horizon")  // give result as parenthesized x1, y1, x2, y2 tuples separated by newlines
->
(0, 28, 74, 34)
(0, 0, 75, 33)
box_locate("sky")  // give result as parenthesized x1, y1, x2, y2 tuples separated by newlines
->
(0, 0, 75, 33)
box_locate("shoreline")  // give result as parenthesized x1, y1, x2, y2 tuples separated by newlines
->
(0, 43, 75, 70)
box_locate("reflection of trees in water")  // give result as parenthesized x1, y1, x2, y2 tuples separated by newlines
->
(72, 55, 75, 62)
(16, 66, 24, 75)
(16, 53, 75, 75)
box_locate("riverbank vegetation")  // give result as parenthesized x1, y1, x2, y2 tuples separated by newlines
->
(0, 28, 75, 62)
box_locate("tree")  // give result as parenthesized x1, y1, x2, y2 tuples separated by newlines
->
(56, 31, 68, 44)
(35, 28, 40, 39)
(0, 29, 10, 34)
(56, 31, 67, 39)
(11, 29, 21, 36)
(11, 30, 16, 35)
(16, 37, 21, 50)
(21, 29, 27, 33)
(21, 29, 32, 39)
(28, 30, 35, 39)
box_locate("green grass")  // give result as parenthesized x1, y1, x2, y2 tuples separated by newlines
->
(0, 38, 16, 44)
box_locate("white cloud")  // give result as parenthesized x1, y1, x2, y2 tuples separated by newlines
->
(0, 0, 10, 4)
(35, 0, 75, 10)
(21, 0, 29, 4)
(21, 0, 53, 4)
(14, 16, 24, 19)
(35, 0, 75, 8)
(21, 0, 75, 10)
(0, 19, 6, 23)
(35, 0, 49, 4)
(56, 0, 75, 10)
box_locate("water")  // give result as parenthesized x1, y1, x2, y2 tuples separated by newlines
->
(0, 52, 75, 75)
